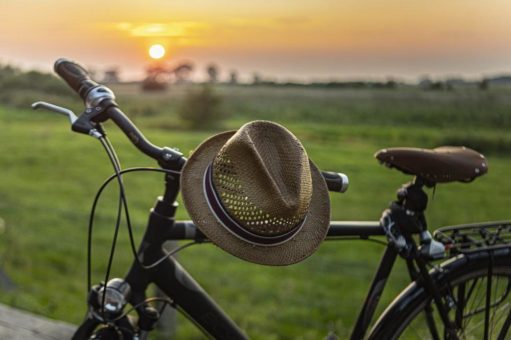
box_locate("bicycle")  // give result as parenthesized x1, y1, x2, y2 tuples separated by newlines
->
(31, 58, 511, 339)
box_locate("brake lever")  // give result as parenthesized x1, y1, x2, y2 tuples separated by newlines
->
(31, 101, 103, 139)
(32, 101, 78, 124)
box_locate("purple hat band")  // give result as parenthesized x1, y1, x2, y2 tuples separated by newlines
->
(203, 164, 306, 247)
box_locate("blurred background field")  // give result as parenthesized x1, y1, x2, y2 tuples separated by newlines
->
(1, 68, 511, 338)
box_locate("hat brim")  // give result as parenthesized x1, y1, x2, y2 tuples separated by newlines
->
(181, 131, 331, 266)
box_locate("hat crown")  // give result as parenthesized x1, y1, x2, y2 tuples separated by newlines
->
(212, 121, 312, 237)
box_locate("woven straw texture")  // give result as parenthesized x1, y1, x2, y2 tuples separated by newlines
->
(181, 121, 330, 266)
(212, 122, 312, 236)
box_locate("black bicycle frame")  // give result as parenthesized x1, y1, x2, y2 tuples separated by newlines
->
(115, 170, 412, 340)
(67, 157, 461, 339)
(51, 60, 462, 339)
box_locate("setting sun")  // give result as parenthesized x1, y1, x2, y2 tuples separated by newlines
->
(148, 44, 166, 59)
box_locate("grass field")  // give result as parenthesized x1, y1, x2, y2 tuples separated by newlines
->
(1, 83, 511, 338)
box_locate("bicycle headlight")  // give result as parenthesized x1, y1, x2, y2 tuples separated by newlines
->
(97, 278, 131, 314)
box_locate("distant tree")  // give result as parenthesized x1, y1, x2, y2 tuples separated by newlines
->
(0, 64, 18, 79)
(479, 78, 489, 91)
(206, 64, 219, 83)
(446, 78, 467, 88)
(0, 68, 70, 107)
(418, 77, 433, 90)
(430, 81, 446, 91)
(385, 79, 397, 89)
(102, 68, 120, 83)
(229, 70, 238, 85)
(173, 62, 194, 84)
(178, 85, 227, 129)
(418, 77, 448, 91)
(142, 65, 170, 91)
(252, 72, 261, 85)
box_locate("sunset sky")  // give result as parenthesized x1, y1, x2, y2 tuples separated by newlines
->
(1, 0, 511, 81)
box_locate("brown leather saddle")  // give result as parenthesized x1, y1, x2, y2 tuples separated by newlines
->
(375, 146, 488, 184)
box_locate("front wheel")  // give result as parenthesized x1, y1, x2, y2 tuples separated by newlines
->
(72, 314, 136, 340)
(369, 246, 511, 339)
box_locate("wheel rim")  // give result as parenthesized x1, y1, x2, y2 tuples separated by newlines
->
(395, 267, 511, 340)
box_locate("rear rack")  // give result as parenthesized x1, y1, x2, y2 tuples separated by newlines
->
(434, 221, 511, 255)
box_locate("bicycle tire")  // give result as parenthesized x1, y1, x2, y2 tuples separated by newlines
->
(369, 246, 511, 339)
(72, 315, 136, 340)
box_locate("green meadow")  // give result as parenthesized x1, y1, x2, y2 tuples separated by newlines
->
(1, 81, 511, 338)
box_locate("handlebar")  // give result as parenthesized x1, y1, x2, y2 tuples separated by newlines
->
(106, 106, 185, 169)
(52, 58, 185, 170)
(51, 58, 349, 190)
(321, 171, 349, 193)
(54, 58, 99, 101)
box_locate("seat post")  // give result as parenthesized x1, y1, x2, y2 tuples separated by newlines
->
(381, 177, 445, 260)
(394, 176, 429, 233)
(397, 177, 446, 260)
(401, 177, 427, 214)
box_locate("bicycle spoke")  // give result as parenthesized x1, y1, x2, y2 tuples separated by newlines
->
(461, 278, 482, 335)
(395, 274, 511, 339)
(491, 279, 511, 333)
(490, 276, 502, 338)
(424, 302, 440, 340)
(484, 260, 494, 340)
(372, 249, 511, 340)
(463, 315, 484, 335)
(455, 282, 466, 329)
(465, 277, 479, 304)
(492, 302, 510, 327)
(497, 303, 511, 340)
(465, 277, 485, 321)
(461, 278, 496, 337)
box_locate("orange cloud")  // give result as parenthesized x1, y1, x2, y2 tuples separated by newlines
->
(114, 22, 208, 38)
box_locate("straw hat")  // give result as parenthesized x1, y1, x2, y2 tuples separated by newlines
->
(181, 121, 330, 266)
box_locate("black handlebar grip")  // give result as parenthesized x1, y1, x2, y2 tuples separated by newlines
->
(54, 58, 99, 100)
(321, 171, 349, 193)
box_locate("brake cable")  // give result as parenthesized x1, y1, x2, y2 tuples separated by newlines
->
(89, 136, 195, 316)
